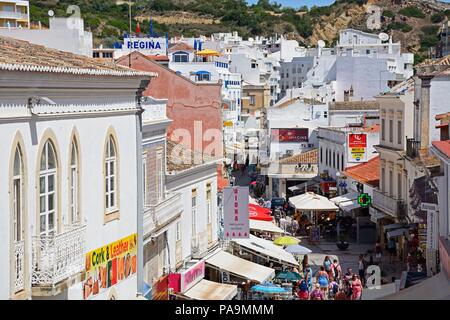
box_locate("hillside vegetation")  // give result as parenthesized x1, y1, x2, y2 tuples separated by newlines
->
(31, 0, 450, 62)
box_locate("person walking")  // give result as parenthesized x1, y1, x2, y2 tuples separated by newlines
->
(375, 241, 383, 265)
(388, 238, 396, 264)
(301, 255, 309, 272)
(358, 254, 367, 287)
(303, 264, 313, 292)
(297, 279, 310, 300)
(310, 284, 324, 300)
(316, 266, 330, 297)
(334, 287, 347, 300)
(332, 259, 342, 282)
(351, 274, 363, 300)
(323, 256, 333, 279)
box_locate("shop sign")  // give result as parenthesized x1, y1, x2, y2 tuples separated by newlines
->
(180, 260, 205, 293)
(83, 234, 137, 300)
(347, 133, 367, 163)
(223, 187, 250, 239)
(271, 128, 309, 143)
(223, 121, 234, 127)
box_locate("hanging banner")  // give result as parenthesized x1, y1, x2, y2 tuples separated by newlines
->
(83, 234, 137, 300)
(347, 133, 368, 163)
(223, 187, 250, 239)
(271, 128, 309, 143)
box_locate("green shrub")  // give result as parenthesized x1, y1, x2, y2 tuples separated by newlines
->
(431, 13, 445, 24)
(399, 6, 425, 19)
(382, 10, 395, 19)
(387, 22, 412, 33)
(420, 34, 439, 50)
(421, 25, 439, 36)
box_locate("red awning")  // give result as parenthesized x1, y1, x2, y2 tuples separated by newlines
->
(249, 204, 273, 221)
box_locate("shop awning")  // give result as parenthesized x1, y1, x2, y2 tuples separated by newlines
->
(382, 272, 450, 300)
(370, 210, 387, 223)
(250, 220, 285, 234)
(183, 279, 237, 300)
(233, 235, 298, 267)
(387, 228, 409, 239)
(330, 192, 360, 205)
(383, 223, 404, 231)
(339, 200, 361, 212)
(206, 250, 275, 283)
(289, 192, 338, 212)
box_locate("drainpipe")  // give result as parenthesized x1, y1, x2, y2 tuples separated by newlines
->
(136, 80, 150, 297)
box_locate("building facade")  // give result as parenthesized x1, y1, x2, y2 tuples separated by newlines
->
(0, 36, 153, 300)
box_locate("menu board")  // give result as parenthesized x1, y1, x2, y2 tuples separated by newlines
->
(83, 234, 137, 299)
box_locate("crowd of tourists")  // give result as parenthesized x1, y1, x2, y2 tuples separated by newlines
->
(289, 255, 366, 300)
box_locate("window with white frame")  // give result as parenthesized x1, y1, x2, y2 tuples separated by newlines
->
(173, 51, 189, 62)
(397, 120, 402, 145)
(389, 119, 393, 143)
(105, 136, 117, 213)
(39, 140, 57, 237)
(13, 145, 24, 242)
(69, 140, 79, 224)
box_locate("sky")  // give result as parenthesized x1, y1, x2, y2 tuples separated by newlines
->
(247, 0, 450, 9)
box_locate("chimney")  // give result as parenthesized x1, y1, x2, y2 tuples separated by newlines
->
(418, 74, 434, 150)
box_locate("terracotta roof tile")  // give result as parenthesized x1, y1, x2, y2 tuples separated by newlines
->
(166, 140, 220, 173)
(278, 149, 318, 165)
(146, 55, 169, 61)
(0, 36, 155, 77)
(343, 156, 380, 187)
(432, 140, 450, 159)
(168, 42, 194, 53)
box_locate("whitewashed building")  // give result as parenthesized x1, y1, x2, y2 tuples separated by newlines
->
(0, 36, 154, 300)
(0, 0, 29, 28)
(165, 142, 220, 266)
(0, 17, 93, 56)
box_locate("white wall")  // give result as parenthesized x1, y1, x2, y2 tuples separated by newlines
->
(430, 76, 450, 145)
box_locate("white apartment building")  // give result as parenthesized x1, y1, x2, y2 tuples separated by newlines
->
(267, 99, 328, 160)
(318, 125, 380, 181)
(0, 0, 29, 29)
(0, 36, 154, 300)
(165, 143, 220, 265)
(140, 97, 184, 291)
(0, 17, 93, 56)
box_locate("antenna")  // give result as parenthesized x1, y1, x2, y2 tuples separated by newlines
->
(378, 33, 389, 42)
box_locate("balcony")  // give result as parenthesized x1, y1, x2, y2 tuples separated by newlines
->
(31, 224, 86, 290)
(0, 11, 27, 20)
(13, 240, 25, 294)
(373, 189, 406, 218)
(406, 138, 420, 159)
(144, 192, 182, 236)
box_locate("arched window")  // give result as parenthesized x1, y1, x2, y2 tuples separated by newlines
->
(13, 145, 24, 242)
(69, 139, 79, 224)
(39, 140, 57, 237)
(105, 136, 117, 214)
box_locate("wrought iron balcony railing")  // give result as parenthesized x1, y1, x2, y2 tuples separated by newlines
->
(13, 240, 25, 293)
(31, 224, 86, 287)
(406, 138, 420, 159)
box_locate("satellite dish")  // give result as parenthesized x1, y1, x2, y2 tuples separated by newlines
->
(317, 40, 326, 48)
(379, 33, 389, 42)
(48, 10, 54, 17)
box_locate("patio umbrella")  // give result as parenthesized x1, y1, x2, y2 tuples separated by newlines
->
(273, 236, 300, 246)
(274, 271, 302, 282)
(251, 284, 289, 294)
(249, 204, 273, 221)
(284, 245, 312, 255)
